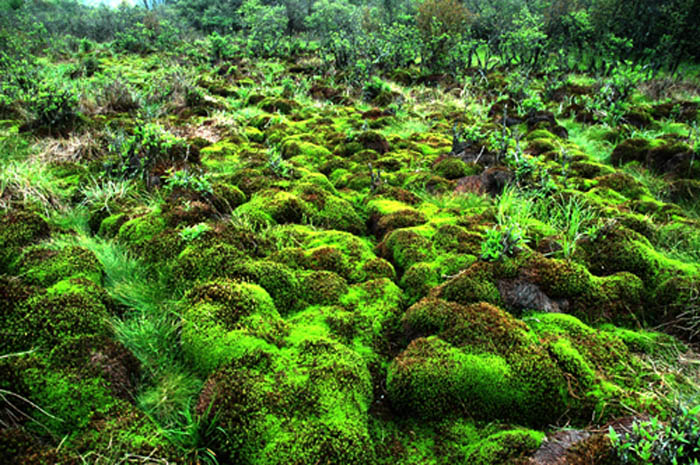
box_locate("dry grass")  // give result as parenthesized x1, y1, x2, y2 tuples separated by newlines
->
(37, 131, 103, 163)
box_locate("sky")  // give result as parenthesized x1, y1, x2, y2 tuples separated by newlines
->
(82, 0, 134, 8)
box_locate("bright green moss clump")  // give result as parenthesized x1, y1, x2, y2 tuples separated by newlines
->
(463, 429, 544, 465)
(2, 288, 112, 354)
(181, 279, 285, 374)
(12, 245, 103, 287)
(387, 336, 514, 420)
(379, 228, 435, 272)
(198, 334, 374, 465)
(0, 208, 49, 272)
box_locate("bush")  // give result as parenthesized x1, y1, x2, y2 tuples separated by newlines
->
(113, 19, 180, 54)
(165, 169, 213, 195)
(238, 0, 287, 57)
(23, 82, 79, 135)
(415, 0, 472, 71)
(209, 31, 240, 61)
(106, 124, 193, 187)
(609, 404, 700, 464)
(480, 226, 525, 261)
(96, 76, 140, 113)
(305, 0, 360, 68)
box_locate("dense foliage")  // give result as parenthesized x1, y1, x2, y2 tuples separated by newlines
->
(1, 0, 699, 77)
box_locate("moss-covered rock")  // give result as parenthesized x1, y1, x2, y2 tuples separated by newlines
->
(222, 260, 302, 314)
(182, 279, 285, 373)
(432, 262, 503, 307)
(259, 97, 300, 114)
(2, 287, 112, 355)
(0, 208, 49, 272)
(116, 212, 167, 253)
(236, 189, 313, 225)
(378, 228, 435, 273)
(399, 263, 438, 306)
(354, 131, 390, 154)
(433, 157, 470, 180)
(302, 270, 349, 305)
(387, 336, 514, 420)
(12, 245, 103, 287)
(197, 335, 374, 465)
(463, 429, 544, 465)
(610, 138, 651, 166)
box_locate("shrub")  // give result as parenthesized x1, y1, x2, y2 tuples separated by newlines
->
(165, 169, 213, 196)
(238, 0, 287, 57)
(106, 124, 194, 187)
(23, 82, 79, 135)
(415, 0, 472, 71)
(209, 31, 240, 62)
(609, 404, 700, 464)
(480, 226, 525, 261)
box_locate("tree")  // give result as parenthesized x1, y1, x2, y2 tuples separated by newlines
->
(415, 0, 472, 71)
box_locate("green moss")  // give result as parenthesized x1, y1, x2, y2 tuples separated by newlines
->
(399, 263, 438, 306)
(172, 242, 247, 284)
(354, 130, 390, 154)
(402, 299, 530, 354)
(223, 260, 302, 314)
(2, 288, 111, 354)
(595, 271, 645, 322)
(518, 253, 596, 299)
(212, 182, 247, 210)
(245, 126, 265, 143)
(117, 213, 167, 252)
(402, 172, 453, 194)
(595, 172, 648, 199)
(46, 276, 114, 312)
(309, 191, 366, 235)
(281, 139, 331, 160)
(434, 262, 503, 307)
(545, 336, 596, 387)
(22, 367, 120, 435)
(0, 274, 37, 316)
(528, 138, 558, 155)
(98, 213, 128, 238)
(376, 211, 428, 240)
(525, 312, 642, 415)
(386, 336, 513, 420)
(433, 224, 482, 255)
(302, 270, 349, 305)
(379, 228, 435, 272)
(199, 335, 374, 464)
(182, 279, 284, 373)
(526, 129, 557, 141)
(338, 278, 404, 354)
(306, 246, 354, 279)
(601, 324, 686, 360)
(304, 230, 377, 282)
(236, 190, 313, 225)
(610, 138, 651, 166)
(576, 225, 660, 286)
(0, 208, 49, 272)
(360, 258, 396, 281)
(12, 245, 103, 287)
(463, 429, 544, 465)
(433, 157, 469, 180)
(259, 97, 300, 115)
